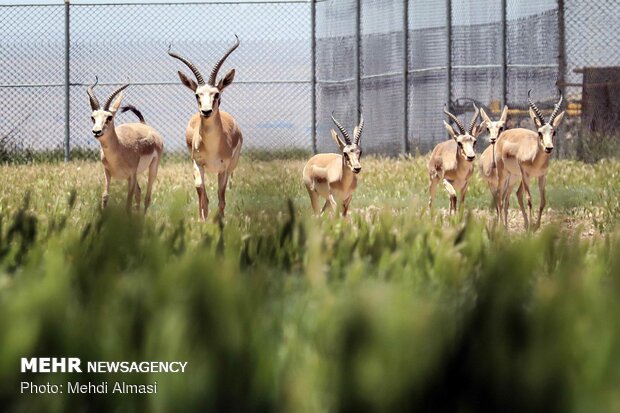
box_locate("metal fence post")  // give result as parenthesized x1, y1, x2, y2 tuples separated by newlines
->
(500, 0, 507, 108)
(446, 0, 452, 111)
(64, 0, 71, 162)
(402, 0, 410, 154)
(355, 0, 361, 123)
(557, 0, 566, 156)
(310, 0, 317, 154)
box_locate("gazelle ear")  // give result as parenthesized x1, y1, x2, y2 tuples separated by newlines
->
(473, 123, 485, 138)
(444, 121, 458, 140)
(500, 105, 509, 123)
(178, 71, 198, 92)
(331, 129, 346, 149)
(552, 111, 565, 128)
(480, 107, 492, 124)
(217, 69, 235, 91)
(110, 91, 124, 114)
(529, 108, 542, 129)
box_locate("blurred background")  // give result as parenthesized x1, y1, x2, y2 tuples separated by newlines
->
(0, 0, 618, 162)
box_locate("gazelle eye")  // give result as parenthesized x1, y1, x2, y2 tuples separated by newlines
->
(214, 93, 220, 100)
(107, 116, 112, 122)
(91, 117, 95, 123)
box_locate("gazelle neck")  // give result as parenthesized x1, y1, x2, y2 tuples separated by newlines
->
(196, 111, 224, 153)
(199, 112, 224, 137)
(98, 123, 121, 152)
(340, 155, 355, 184)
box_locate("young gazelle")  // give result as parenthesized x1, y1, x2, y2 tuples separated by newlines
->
(495, 90, 565, 230)
(478, 105, 523, 224)
(168, 36, 243, 221)
(428, 105, 482, 214)
(87, 78, 164, 212)
(303, 113, 364, 217)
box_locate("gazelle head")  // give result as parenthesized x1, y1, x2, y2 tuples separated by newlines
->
(480, 105, 508, 144)
(443, 104, 481, 162)
(528, 89, 565, 154)
(331, 112, 364, 174)
(87, 77, 129, 138)
(168, 35, 240, 119)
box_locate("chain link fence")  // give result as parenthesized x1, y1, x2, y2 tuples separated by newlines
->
(0, 1, 313, 163)
(0, 0, 619, 163)
(317, 0, 619, 159)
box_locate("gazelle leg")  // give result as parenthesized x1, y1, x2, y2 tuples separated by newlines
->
(442, 179, 457, 215)
(217, 171, 229, 217)
(342, 196, 352, 217)
(328, 194, 338, 213)
(428, 176, 439, 210)
(193, 161, 208, 221)
(496, 166, 508, 225)
(536, 175, 546, 230)
(305, 184, 320, 214)
(101, 168, 111, 209)
(519, 165, 533, 231)
(502, 182, 518, 228)
(459, 181, 469, 213)
(144, 157, 159, 213)
(516, 182, 528, 230)
(488, 181, 500, 217)
(499, 172, 513, 228)
(320, 199, 330, 214)
(134, 181, 142, 212)
(126, 174, 137, 213)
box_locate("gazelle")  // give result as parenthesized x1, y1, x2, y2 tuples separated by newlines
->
(168, 36, 243, 221)
(303, 113, 364, 217)
(87, 78, 164, 212)
(428, 105, 482, 214)
(478, 105, 523, 224)
(495, 90, 565, 230)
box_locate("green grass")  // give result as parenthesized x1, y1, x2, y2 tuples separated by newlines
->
(1, 156, 620, 412)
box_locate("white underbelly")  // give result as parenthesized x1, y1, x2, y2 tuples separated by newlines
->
(315, 185, 349, 203)
(137, 152, 156, 175)
(197, 156, 228, 174)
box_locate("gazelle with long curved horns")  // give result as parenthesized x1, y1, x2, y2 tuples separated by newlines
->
(87, 78, 164, 212)
(168, 35, 243, 221)
(478, 105, 524, 224)
(495, 90, 565, 230)
(428, 104, 482, 214)
(303, 113, 364, 217)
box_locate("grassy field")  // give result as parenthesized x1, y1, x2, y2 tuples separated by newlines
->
(1, 156, 620, 412)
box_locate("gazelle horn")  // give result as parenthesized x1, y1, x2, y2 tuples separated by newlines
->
(443, 106, 466, 135)
(168, 45, 206, 86)
(103, 83, 129, 110)
(549, 90, 564, 124)
(87, 76, 100, 110)
(468, 103, 480, 134)
(527, 89, 546, 125)
(331, 112, 351, 145)
(354, 114, 364, 145)
(208, 35, 240, 86)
